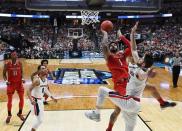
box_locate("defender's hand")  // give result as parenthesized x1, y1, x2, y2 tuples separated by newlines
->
(131, 21, 139, 33)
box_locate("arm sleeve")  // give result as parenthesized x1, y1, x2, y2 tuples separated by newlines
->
(119, 35, 131, 57)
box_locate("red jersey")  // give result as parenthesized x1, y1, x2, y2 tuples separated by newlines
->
(107, 35, 131, 95)
(6, 60, 22, 83)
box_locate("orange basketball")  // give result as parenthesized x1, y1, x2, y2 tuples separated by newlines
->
(101, 20, 114, 32)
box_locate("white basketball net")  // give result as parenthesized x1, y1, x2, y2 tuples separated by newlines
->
(81, 10, 100, 25)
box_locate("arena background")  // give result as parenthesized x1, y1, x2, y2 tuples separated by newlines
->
(0, 0, 182, 131)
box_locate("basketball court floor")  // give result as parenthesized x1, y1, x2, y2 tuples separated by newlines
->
(0, 59, 182, 131)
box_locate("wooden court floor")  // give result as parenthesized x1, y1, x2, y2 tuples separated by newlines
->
(0, 59, 182, 131)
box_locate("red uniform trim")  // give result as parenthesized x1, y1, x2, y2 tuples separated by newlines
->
(109, 94, 140, 102)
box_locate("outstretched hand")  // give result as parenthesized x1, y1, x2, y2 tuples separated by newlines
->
(131, 21, 139, 33)
(117, 29, 122, 38)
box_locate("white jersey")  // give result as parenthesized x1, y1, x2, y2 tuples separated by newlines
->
(126, 63, 148, 98)
(31, 77, 48, 99)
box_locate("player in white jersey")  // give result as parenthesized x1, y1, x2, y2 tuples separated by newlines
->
(104, 23, 176, 131)
(27, 65, 57, 131)
(85, 55, 153, 131)
(85, 22, 163, 131)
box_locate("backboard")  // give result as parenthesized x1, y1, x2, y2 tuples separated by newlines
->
(26, 0, 161, 13)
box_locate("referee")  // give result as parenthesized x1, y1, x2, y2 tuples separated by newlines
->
(172, 52, 181, 88)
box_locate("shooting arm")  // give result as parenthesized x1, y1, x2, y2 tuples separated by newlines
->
(101, 30, 111, 60)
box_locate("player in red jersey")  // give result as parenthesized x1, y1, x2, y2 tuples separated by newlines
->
(103, 31, 131, 96)
(3, 51, 25, 124)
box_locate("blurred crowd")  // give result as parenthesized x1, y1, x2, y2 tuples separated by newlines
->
(1, 19, 182, 61)
(1, 2, 182, 61)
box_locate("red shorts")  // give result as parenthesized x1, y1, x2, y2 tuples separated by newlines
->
(114, 81, 127, 96)
(7, 82, 24, 95)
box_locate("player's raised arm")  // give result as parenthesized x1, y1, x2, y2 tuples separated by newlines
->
(130, 22, 140, 63)
(117, 29, 131, 57)
(117, 29, 122, 38)
(101, 29, 111, 60)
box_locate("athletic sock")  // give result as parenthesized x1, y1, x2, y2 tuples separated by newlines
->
(18, 109, 22, 114)
(157, 97, 165, 105)
(106, 122, 113, 131)
(8, 111, 12, 116)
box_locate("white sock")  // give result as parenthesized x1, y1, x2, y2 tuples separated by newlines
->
(95, 108, 100, 114)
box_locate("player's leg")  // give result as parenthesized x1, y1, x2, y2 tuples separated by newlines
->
(85, 86, 113, 122)
(31, 100, 44, 130)
(6, 85, 15, 124)
(106, 106, 121, 131)
(123, 111, 138, 131)
(175, 66, 180, 87)
(106, 83, 126, 131)
(85, 86, 138, 122)
(172, 66, 177, 87)
(145, 83, 176, 109)
(17, 84, 25, 121)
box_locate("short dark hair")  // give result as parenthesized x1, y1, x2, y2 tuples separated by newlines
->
(144, 54, 154, 68)
(37, 65, 45, 71)
(41, 59, 48, 65)
(109, 42, 117, 48)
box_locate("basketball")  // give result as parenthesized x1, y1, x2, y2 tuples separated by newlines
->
(101, 20, 114, 32)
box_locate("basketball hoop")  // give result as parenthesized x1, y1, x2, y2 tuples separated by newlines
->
(81, 10, 100, 25)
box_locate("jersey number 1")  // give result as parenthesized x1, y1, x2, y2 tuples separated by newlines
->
(42, 88, 45, 93)
(119, 59, 123, 66)
(13, 70, 17, 76)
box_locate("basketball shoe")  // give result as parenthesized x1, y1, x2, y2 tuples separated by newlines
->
(85, 110, 100, 122)
(160, 101, 176, 109)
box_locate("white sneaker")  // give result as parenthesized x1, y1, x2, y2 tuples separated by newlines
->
(85, 110, 100, 122)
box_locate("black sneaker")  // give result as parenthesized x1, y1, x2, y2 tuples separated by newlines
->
(17, 113, 25, 121)
(43, 101, 49, 105)
(6, 115, 12, 124)
(160, 101, 177, 109)
(173, 85, 177, 88)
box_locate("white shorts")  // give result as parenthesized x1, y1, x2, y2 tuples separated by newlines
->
(100, 87, 141, 113)
(30, 97, 44, 117)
